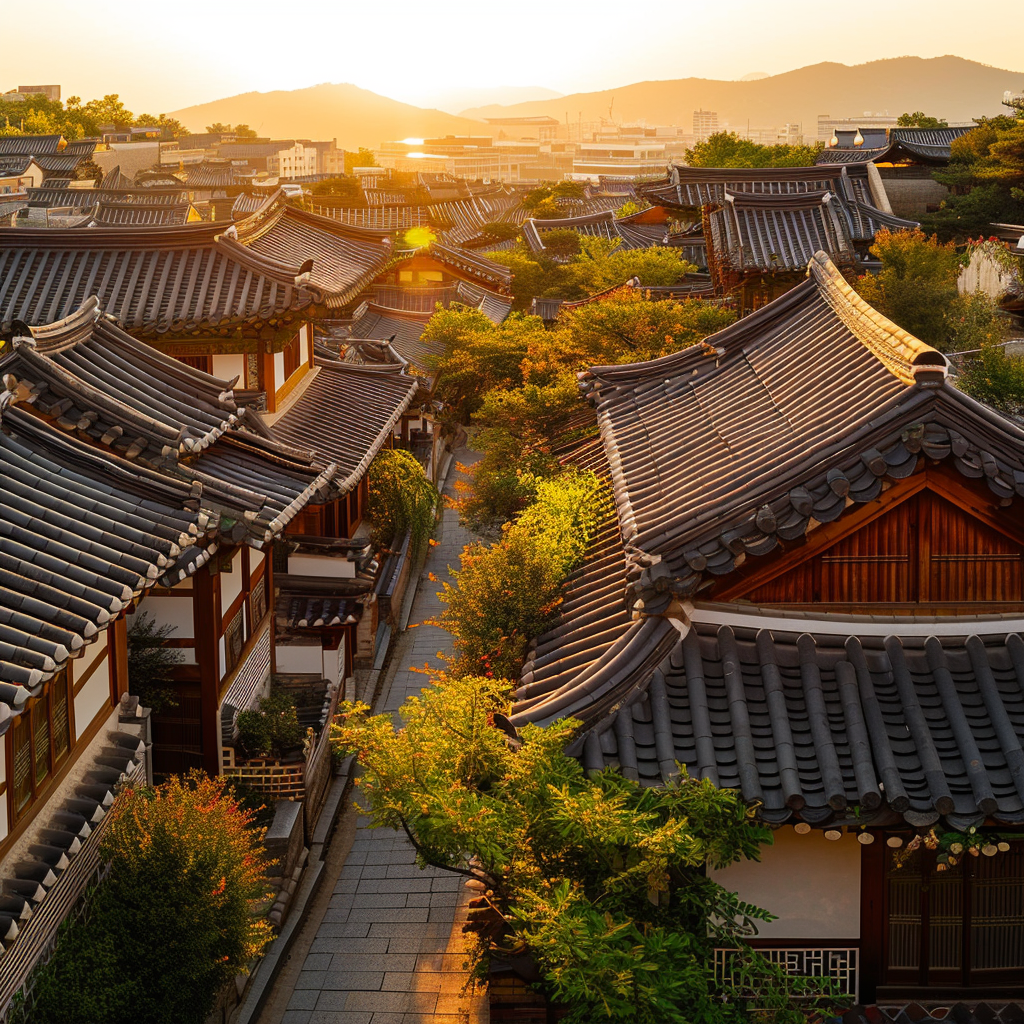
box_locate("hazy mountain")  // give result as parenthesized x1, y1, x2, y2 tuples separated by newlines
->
(170, 83, 488, 151)
(423, 86, 561, 116)
(462, 56, 1024, 132)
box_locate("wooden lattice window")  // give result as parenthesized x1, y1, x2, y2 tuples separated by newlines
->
(224, 607, 245, 674)
(251, 576, 267, 626)
(11, 714, 32, 818)
(9, 669, 72, 824)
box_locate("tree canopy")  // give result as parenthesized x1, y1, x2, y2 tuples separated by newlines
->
(0, 92, 188, 138)
(685, 131, 823, 168)
(924, 115, 1024, 239)
(896, 111, 948, 128)
(334, 674, 837, 1023)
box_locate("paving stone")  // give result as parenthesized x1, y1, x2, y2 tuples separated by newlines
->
(320, 971, 384, 991)
(288, 989, 320, 1010)
(281, 1012, 312, 1024)
(343, 990, 439, 1013)
(303, 953, 334, 972)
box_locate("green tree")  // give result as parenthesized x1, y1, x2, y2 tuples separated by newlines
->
(134, 113, 188, 137)
(26, 773, 272, 1024)
(686, 131, 823, 168)
(897, 111, 948, 128)
(925, 117, 1024, 239)
(366, 448, 441, 552)
(333, 675, 836, 1023)
(956, 345, 1024, 415)
(436, 471, 608, 678)
(235, 692, 305, 759)
(81, 93, 135, 128)
(127, 611, 183, 712)
(344, 147, 379, 173)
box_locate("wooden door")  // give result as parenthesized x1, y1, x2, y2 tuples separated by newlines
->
(882, 842, 1024, 991)
(150, 682, 204, 777)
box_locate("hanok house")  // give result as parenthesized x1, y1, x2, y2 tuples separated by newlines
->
(640, 164, 918, 311)
(819, 126, 974, 219)
(0, 297, 338, 780)
(318, 241, 514, 479)
(506, 251, 1024, 1004)
(0, 194, 392, 414)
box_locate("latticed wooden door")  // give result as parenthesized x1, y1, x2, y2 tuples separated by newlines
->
(884, 842, 1024, 988)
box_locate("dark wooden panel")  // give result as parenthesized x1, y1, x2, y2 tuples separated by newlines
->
(742, 489, 1023, 607)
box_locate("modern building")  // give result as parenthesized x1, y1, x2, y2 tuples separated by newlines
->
(693, 109, 719, 142)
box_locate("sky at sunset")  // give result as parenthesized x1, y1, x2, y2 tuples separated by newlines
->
(4, 0, 1021, 113)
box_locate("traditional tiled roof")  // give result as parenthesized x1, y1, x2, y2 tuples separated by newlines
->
(523, 210, 666, 254)
(574, 252, 1024, 606)
(518, 601, 1024, 828)
(272, 358, 419, 494)
(816, 126, 973, 167)
(185, 164, 257, 189)
(1, 298, 333, 552)
(0, 400, 207, 693)
(424, 243, 512, 290)
(25, 185, 188, 209)
(34, 154, 89, 175)
(79, 201, 196, 227)
(0, 221, 319, 337)
(0, 136, 68, 157)
(345, 303, 438, 372)
(887, 125, 972, 161)
(642, 164, 916, 246)
(704, 190, 856, 275)
(233, 195, 393, 309)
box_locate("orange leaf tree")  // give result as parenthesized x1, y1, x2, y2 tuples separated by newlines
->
(27, 772, 272, 1024)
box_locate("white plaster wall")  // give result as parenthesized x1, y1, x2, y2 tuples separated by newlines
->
(709, 827, 861, 939)
(75, 635, 109, 676)
(74, 657, 111, 739)
(212, 353, 247, 386)
(275, 644, 324, 676)
(138, 595, 196, 665)
(299, 324, 310, 365)
(220, 550, 243, 618)
(141, 596, 194, 638)
(273, 350, 285, 394)
(287, 553, 356, 579)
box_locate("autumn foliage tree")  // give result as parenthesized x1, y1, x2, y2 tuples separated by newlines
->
(333, 674, 838, 1023)
(27, 773, 272, 1024)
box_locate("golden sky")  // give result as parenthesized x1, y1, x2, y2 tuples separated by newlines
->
(3, 0, 1021, 113)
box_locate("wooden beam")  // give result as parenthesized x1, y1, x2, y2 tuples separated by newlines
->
(192, 565, 221, 778)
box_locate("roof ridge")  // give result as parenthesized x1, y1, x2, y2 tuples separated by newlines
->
(807, 251, 946, 385)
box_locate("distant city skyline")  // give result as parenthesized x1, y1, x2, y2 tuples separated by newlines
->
(2, 0, 1021, 115)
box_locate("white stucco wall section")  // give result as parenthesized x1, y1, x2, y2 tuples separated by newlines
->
(74, 656, 111, 739)
(287, 553, 355, 579)
(220, 550, 243, 618)
(709, 827, 861, 939)
(212, 353, 246, 386)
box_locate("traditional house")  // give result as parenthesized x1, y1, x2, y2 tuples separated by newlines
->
(522, 208, 670, 256)
(818, 126, 974, 218)
(640, 164, 917, 310)
(507, 251, 1024, 1004)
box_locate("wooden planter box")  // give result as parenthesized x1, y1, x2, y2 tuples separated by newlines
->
(488, 975, 569, 1022)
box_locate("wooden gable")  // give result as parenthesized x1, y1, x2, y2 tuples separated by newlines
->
(719, 474, 1024, 612)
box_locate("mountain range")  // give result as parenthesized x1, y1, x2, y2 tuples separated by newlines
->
(171, 56, 1024, 152)
(461, 57, 1024, 132)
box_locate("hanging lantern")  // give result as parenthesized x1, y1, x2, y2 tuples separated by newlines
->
(887, 836, 904, 848)
(857, 832, 875, 845)
(998, 841, 1011, 852)
(853, 131, 865, 146)
(982, 845, 998, 857)
(829, 134, 839, 148)
(794, 822, 811, 834)
(824, 829, 842, 841)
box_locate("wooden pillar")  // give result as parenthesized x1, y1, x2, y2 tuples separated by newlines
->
(108, 615, 130, 704)
(859, 837, 884, 1003)
(259, 340, 276, 413)
(193, 565, 221, 777)
(265, 545, 276, 676)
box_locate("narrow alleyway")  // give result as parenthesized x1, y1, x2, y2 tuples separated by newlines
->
(264, 450, 488, 1024)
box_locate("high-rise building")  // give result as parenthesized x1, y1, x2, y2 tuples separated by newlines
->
(692, 109, 719, 142)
